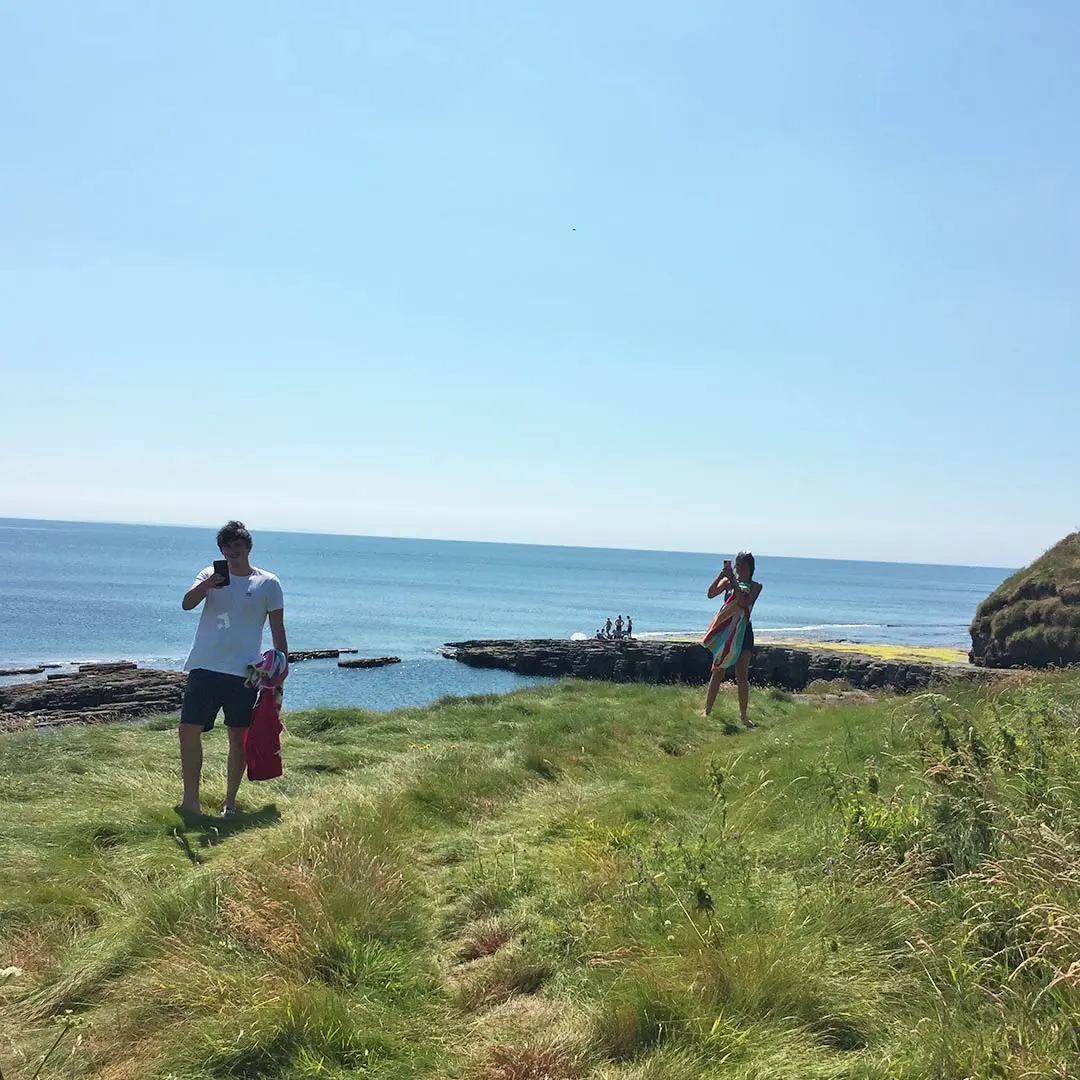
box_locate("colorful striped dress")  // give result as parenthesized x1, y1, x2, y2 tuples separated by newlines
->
(702, 583, 750, 670)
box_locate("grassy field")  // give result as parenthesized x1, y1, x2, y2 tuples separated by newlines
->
(2, 672, 1080, 1079)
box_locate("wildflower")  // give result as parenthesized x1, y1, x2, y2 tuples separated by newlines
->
(824, 857, 834, 876)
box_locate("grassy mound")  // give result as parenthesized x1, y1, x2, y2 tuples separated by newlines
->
(970, 532, 1080, 667)
(3, 674, 1080, 1079)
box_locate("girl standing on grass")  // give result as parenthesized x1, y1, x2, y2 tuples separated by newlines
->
(702, 551, 762, 727)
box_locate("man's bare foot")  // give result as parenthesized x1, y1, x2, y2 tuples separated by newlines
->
(179, 801, 202, 817)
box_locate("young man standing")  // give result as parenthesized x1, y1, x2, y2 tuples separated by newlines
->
(179, 520, 288, 815)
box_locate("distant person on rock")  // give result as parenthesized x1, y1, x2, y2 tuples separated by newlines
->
(604, 617, 613, 638)
(614, 615, 624, 639)
(178, 520, 288, 816)
(702, 552, 761, 727)
(626, 616, 633, 638)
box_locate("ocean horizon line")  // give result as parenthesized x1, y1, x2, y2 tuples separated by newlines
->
(0, 515, 1016, 573)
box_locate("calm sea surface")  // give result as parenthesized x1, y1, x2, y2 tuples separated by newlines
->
(0, 519, 1012, 711)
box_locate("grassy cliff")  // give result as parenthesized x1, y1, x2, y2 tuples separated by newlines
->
(3, 676, 1080, 1079)
(970, 532, 1080, 667)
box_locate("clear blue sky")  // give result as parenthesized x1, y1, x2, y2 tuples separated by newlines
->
(2, 1, 1077, 567)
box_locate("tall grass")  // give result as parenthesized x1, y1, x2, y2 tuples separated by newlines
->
(2, 675, 1080, 1078)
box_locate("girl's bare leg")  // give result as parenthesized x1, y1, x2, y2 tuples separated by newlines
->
(703, 666, 724, 716)
(735, 652, 754, 726)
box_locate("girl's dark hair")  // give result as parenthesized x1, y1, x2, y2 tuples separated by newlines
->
(737, 551, 755, 576)
(217, 520, 253, 550)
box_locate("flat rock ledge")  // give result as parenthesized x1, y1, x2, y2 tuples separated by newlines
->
(0, 665, 186, 733)
(0, 662, 68, 677)
(338, 656, 401, 669)
(442, 639, 1005, 693)
(289, 648, 359, 662)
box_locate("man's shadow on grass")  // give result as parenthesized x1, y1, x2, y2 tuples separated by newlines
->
(170, 804, 281, 864)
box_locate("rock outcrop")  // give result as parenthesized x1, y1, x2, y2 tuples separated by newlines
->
(443, 639, 999, 693)
(288, 649, 359, 662)
(970, 533, 1080, 668)
(0, 666, 186, 732)
(338, 656, 401, 669)
(46, 661, 137, 680)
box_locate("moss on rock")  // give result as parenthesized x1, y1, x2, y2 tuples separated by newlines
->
(970, 533, 1080, 667)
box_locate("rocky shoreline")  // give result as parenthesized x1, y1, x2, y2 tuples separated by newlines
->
(0, 649, 406, 732)
(0, 665, 187, 732)
(442, 639, 1004, 693)
(1, 637, 1007, 734)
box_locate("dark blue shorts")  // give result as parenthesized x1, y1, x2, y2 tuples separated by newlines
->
(180, 668, 257, 731)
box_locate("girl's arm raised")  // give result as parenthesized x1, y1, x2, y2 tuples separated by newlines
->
(707, 568, 734, 599)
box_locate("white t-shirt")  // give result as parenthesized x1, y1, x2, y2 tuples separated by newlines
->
(183, 566, 284, 678)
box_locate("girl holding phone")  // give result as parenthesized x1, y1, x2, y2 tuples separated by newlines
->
(702, 552, 762, 726)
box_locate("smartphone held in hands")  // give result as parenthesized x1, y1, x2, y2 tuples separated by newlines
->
(212, 559, 230, 587)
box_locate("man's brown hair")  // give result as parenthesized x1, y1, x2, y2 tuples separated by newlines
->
(217, 520, 253, 550)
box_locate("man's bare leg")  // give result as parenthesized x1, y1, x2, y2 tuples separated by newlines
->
(179, 725, 204, 813)
(736, 652, 754, 726)
(223, 727, 247, 812)
(703, 666, 724, 717)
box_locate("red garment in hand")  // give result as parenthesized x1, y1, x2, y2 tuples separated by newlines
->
(245, 687, 283, 781)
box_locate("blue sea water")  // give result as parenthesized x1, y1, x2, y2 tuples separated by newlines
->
(0, 518, 1012, 712)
